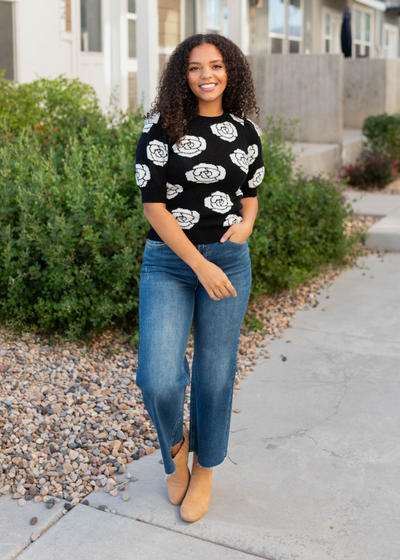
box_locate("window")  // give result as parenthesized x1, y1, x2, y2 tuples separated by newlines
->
(81, 0, 102, 53)
(128, 0, 137, 59)
(206, 0, 221, 30)
(0, 0, 15, 80)
(353, 7, 372, 58)
(60, 0, 72, 33)
(383, 23, 399, 59)
(268, 0, 302, 54)
(322, 10, 341, 54)
(204, 0, 229, 35)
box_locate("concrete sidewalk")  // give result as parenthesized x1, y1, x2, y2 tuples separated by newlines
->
(2, 251, 400, 560)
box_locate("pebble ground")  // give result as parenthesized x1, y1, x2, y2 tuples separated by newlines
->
(0, 216, 383, 514)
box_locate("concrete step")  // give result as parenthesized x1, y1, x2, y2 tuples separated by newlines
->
(289, 129, 364, 174)
(365, 207, 400, 252)
(343, 191, 400, 217)
(343, 191, 400, 251)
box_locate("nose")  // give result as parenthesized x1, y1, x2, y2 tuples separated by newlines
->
(200, 66, 212, 79)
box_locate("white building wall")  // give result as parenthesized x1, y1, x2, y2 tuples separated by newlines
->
(10, 0, 130, 110)
(14, 0, 74, 83)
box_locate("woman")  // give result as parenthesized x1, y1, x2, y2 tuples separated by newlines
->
(135, 33, 265, 523)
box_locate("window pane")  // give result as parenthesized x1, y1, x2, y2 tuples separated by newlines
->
(271, 37, 283, 53)
(385, 29, 389, 46)
(355, 43, 362, 57)
(365, 45, 370, 57)
(128, 0, 136, 13)
(289, 40, 300, 53)
(128, 19, 136, 58)
(0, 1, 14, 80)
(355, 10, 361, 42)
(206, 0, 220, 28)
(81, 0, 102, 52)
(325, 13, 330, 37)
(222, 5, 228, 37)
(269, 0, 285, 35)
(325, 39, 330, 53)
(365, 13, 371, 43)
(288, 0, 302, 37)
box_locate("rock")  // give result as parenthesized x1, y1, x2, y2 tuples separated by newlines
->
(18, 499, 27, 507)
(30, 517, 38, 526)
(30, 532, 41, 542)
(122, 492, 130, 502)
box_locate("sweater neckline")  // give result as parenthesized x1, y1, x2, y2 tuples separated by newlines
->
(193, 109, 229, 122)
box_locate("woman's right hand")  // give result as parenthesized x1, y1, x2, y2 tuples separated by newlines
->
(195, 261, 237, 301)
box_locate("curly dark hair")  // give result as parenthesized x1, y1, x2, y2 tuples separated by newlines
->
(143, 33, 260, 145)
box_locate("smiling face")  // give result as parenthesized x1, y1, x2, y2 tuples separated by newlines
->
(187, 43, 228, 115)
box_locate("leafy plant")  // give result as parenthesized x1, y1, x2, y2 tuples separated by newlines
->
(362, 113, 400, 160)
(344, 149, 393, 190)
(0, 78, 358, 339)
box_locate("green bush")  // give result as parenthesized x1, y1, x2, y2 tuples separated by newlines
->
(0, 75, 147, 338)
(362, 113, 400, 161)
(0, 77, 357, 338)
(248, 117, 356, 298)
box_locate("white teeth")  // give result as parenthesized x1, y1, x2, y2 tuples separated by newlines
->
(200, 84, 216, 89)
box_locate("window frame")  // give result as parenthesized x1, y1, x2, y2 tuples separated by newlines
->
(321, 8, 342, 55)
(352, 5, 373, 58)
(268, 0, 304, 54)
(80, 0, 103, 54)
(60, 0, 73, 42)
(127, 0, 137, 60)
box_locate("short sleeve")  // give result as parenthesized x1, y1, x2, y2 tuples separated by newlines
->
(135, 113, 169, 204)
(241, 119, 265, 199)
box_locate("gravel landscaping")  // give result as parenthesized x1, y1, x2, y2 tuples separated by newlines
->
(0, 216, 383, 511)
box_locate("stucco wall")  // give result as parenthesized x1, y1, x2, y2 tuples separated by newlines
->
(343, 59, 400, 128)
(248, 53, 343, 144)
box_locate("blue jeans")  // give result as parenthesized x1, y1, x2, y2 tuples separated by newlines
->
(136, 237, 252, 475)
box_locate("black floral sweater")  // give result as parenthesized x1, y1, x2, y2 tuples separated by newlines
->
(135, 110, 265, 245)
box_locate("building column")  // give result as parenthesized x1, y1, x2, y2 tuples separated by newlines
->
(136, 0, 159, 113)
(227, 0, 249, 54)
(109, 0, 129, 112)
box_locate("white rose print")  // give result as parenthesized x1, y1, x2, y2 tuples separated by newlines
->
(171, 208, 200, 230)
(247, 144, 259, 166)
(166, 183, 183, 199)
(172, 135, 206, 158)
(210, 121, 238, 143)
(204, 191, 233, 214)
(147, 140, 168, 167)
(223, 214, 243, 227)
(186, 163, 226, 184)
(235, 187, 243, 197)
(135, 164, 151, 188)
(248, 166, 265, 188)
(230, 114, 244, 126)
(143, 112, 160, 133)
(229, 149, 249, 173)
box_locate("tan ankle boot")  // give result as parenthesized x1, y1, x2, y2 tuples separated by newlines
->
(180, 452, 213, 522)
(165, 425, 190, 505)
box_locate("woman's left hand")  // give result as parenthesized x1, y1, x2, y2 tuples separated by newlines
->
(220, 220, 253, 244)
